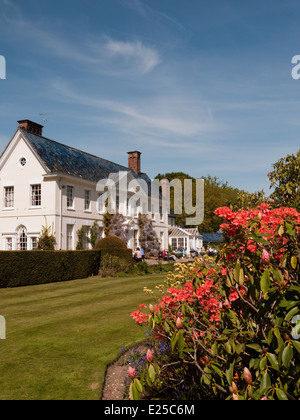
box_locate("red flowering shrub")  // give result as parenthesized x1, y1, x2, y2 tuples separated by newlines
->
(130, 205, 300, 400)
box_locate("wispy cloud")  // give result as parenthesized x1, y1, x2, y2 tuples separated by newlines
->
(50, 79, 218, 142)
(124, 0, 184, 31)
(100, 37, 160, 74)
(1, 4, 161, 76)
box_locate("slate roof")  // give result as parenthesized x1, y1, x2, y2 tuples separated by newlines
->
(21, 129, 152, 187)
(200, 233, 224, 243)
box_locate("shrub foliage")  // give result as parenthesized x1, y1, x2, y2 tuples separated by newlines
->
(130, 204, 300, 400)
(0, 251, 100, 288)
(95, 236, 133, 272)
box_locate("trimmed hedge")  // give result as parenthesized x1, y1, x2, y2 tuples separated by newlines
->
(94, 236, 133, 268)
(0, 250, 101, 288)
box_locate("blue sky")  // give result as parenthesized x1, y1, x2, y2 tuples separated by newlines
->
(0, 0, 300, 193)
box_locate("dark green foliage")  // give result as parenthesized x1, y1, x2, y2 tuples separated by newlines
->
(95, 236, 133, 269)
(37, 223, 56, 250)
(269, 150, 300, 211)
(0, 251, 101, 288)
(95, 236, 128, 250)
(156, 172, 241, 232)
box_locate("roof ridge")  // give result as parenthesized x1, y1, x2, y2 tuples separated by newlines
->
(20, 128, 131, 172)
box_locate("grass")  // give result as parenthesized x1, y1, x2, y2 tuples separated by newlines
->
(0, 273, 166, 400)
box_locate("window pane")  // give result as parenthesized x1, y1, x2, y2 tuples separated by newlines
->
(67, 224, 73, 250)
(31, 185, 41, 206)
(32, 237, 38, 250)
(84, 190, 90, 211)
(17, 228, 27, 251)
(5, 187, 14, 208)
(6, 238, 13, 251)
(67, 187, 74, 208)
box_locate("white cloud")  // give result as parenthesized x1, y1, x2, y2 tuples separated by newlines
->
(101, 38, 160, 74)
(51, 80, 217, 142)
(1, 6, 160, 76)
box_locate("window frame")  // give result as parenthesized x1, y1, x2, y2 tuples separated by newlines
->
(67, 186, 74, 209)
(84, 190, 91, 212)
(4, 186, 14, 208)
(31, 184, 42, 207)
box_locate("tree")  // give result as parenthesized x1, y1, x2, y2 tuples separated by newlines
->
(156, 172, 241, 232)
(90, 221, 101, 248)
(268, 150, 300, 211)
(138, 213, 160, 256)
(109, 213, 128, 244)
(38, 220, 56, 250)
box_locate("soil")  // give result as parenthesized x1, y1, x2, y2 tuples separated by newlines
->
(101, 346, 146, 401)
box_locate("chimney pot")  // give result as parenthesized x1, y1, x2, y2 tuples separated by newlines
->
(18, 120, 44, 136)
(128, 151, 142, 174)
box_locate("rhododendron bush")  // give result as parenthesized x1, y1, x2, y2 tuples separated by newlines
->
(130, 205, 300, 400)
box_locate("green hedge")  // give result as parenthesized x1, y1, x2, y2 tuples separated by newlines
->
(0, 251, 101, 288)
(94, 236, 133, 268)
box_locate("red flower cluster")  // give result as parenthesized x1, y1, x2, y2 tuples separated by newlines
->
(130, 310, 149, 324)
(215, 204, 300, 263)
(131, 277, 224, 328)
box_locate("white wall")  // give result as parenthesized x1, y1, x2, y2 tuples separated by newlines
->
(0, 131, 170, 251)
(0, 133, 57, 250)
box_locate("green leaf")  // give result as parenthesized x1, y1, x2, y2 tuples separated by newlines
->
(225, 341, 232, 354)
(211, 342, 218, 357)
(272, 267, 284, 285)
(285, 222, 295, 236)
(178, 331, 185, 354)
(274, 327, 284, 351)
(236, 343, 245, 355)
(171, 332, 179, 352)
(282, 345, 294, 369)
(130, 382, 140, 401)
(246, 343, 263, 353)
(261, 269, 271, 294)
(260, 372, 271, 393)
(148, 364, 156, 384)
(226, 362, 234, 386)
(239, 267, 245, 286)
(163, 322, 170, 334)
(234, 263, 241, 284)
(260, 356, 268, 371)
(267, 353, 279, 371)
(285, 306, 299, 323)
(211, 364, 223, 378)
(276, 389, 289, 400)
(278, 225, 284, 237)
(134, 378, 143, 393)
(292, 340, 300, 354)
(291, 256, 298, 270)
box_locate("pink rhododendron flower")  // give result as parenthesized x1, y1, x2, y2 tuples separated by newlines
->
(262, 249, 270, 262)
(146, 349, 153, 363)
(128, 367, 136, 380)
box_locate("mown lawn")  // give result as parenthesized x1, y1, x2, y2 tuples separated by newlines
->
(0, 274, 165, 400)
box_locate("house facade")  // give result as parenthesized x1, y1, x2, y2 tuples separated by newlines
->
(169, 226, 203, 255)
(0, 120, 170, 251)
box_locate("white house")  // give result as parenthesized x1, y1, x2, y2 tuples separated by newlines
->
(0, 120, 170, 251)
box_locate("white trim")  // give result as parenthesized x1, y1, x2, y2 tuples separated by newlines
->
(2, 181, 15, 187)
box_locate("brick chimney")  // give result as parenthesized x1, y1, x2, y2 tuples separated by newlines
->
(128, 151, 142, 174)
(18, 120, 44, 136)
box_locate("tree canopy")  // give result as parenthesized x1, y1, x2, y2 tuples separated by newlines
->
(156, 172, 241, 232)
